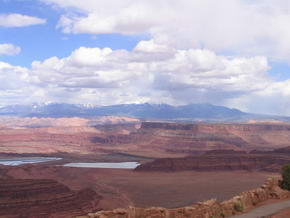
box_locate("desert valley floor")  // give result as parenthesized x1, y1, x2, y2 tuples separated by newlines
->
(1, 117, 290, 217)
(0, 162, 277, 209)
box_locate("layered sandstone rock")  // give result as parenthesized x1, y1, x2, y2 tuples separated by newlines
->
(135, 150, 290, 172)
(0, 116, 140, 128)
(97, 121, 290, 158)
(136, 122, 290, 152)
(0, 178, 102, 218)
(0, 122, 138, 154)
(82, 178, 290, 218)
(2, 121, 290, 157)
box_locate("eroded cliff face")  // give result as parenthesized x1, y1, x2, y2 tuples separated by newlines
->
(140, 122, 290, 132)
(0, 178, 102, 218)
(1, 121, 290, 158)
(82, 178, 290, 218)
(0, 123, 139, 154)
(123, 122, 290, 157)
(135, 150, 290, 172)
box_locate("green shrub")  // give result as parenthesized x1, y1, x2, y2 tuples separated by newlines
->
(234, 202, 244, 212)
(281, 164, 290, 190)
(209, 213, 225, 218)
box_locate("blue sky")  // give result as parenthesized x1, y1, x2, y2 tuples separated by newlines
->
(268, 61, 290, 81)
(0, 0, 145, 67)
(1, 0, 290, 115)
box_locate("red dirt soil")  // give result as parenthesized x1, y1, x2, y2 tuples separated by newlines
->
(1, 165, 278, 209)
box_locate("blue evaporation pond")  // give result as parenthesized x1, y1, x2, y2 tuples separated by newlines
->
(63, 162, 140, 169)
(0, 157, 62, 166)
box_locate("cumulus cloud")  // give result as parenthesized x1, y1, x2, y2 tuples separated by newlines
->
(0, 0, 288, 115)
(34, 0, 290, 115)
(0, 44, 21, 56)
(0, 13, 46, 27)
(0, 61, 38, 90)
(225, 80, 290, 116)
(0, 61, 44, 105)
(42, 0, 290, 61)
(17, 42, 275, 108)
(1, 39, 290, 114)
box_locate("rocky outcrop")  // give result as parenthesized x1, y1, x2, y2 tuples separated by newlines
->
(113, 122, 290, 157)
(0, 178, 102, 218)
(135, 150, 290, 172)
(82, 178, 290, 218)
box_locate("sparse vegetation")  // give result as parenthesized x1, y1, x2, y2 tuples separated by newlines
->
(234, 202, 244, 212)
(209, 213, 225, 218)
(280, 164, 290, 190)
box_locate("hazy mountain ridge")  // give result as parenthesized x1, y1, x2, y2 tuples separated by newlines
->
(0, 103, 289, 122)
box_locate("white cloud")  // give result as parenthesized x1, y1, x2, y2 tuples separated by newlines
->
(35, 0, 290, 115)
(0, 13, 46, 27)
(0, 44, 21, 56)
(26, 43, 273, 108)
(0, 61, 43, 105)
(225, 80, 290, 116)
(42, 0, 290, 61)
(134, 40, 173, 54)
(0, 61, 33, 90)
(1, 39, 290, 114)
(0, 0, 289, 115)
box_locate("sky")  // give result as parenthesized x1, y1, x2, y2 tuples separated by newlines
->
(1, 0, 290, 115)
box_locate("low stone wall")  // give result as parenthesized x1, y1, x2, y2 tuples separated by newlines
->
(81, 178, 290, 218)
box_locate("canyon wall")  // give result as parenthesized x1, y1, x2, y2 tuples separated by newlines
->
(120, 122, 290, 157)
(83, 178, 290, 218)
(140, 122, 290, 132)
(1, 120, 290, 157)
(135, 150, 290, 172)
(0, 178, 102, 218)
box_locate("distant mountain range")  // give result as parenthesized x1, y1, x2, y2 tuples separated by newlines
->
(0, 103, 289, 122)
